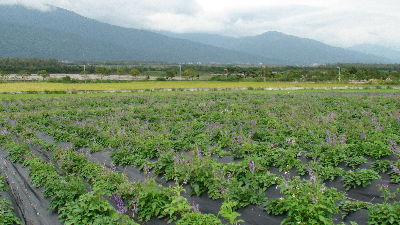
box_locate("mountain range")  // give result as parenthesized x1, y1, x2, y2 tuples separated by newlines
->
(349, 44, 400, 63)
(0, 5, 397, 65)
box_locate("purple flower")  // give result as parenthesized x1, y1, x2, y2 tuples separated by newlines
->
(340, 134, 347, 144)
(173, 156, 181, 164)
(249, 120, 257, 126)
(359, 130, 366, 140)
(113, 194, 127, 214)
(388, 140, 400, 154)
(233, 133, 243, 145)
(191, 202, 200, 212)
(143, 164, 150, 177)
(197, 150, 203, 158)
(380, 184, 389, 189)
(219, 185, 227, 195)
(306, 167, 316, 183)
(286, 138, 295, 145)
(130, 195, 139, 215)
(0, 128, 9, 135)
(110, 163, 117, 172)
(371, 117, 378, 125)
(390, 164, 400, 175)
(396, 117, 400, 123)
(325, 131, 337, 146)
(325, 134, 331, 145)
(249, 161, 256, 174)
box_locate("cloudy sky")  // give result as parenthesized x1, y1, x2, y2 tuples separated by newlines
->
(2, 0, 400, 49)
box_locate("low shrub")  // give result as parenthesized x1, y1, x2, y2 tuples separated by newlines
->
(343, 169, 380, 190)
(176, 212, 222, 225)
(0, 199, 22, 225)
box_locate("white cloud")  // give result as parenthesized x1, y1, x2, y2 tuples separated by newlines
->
(1, 0, 400, 48)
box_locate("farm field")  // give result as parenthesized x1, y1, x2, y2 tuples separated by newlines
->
(0, 90, 400, 225)
(0, 81, 389, 93)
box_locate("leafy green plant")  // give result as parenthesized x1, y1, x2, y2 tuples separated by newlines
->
(60, 192, 136, 225)
(224, 160, 280, 207)
(189, 158, 223, 197)
(6, 143, 31, 163)
(317, 145, 346, 167)
(343, 169, 380, 190)
(218, 201, 244, 225)
(135, 179, 171, 221)
(377, 184, 400, 203)
(388, 162, 400, 183)
(303, 164, 345, 182)
(162, 186, 192, 223)
(368, 202, 400, 225)
(371, 160, 391, 173)
(344, 156, 367, 169)
(176, 212, 222, 225)
(338, 222, 359, 225)
(0, 176, 7, 191)
(0, 199, 21, 225)
(265, 177, 344, 224)
(339, 200, 369, 219)
(45, 176, 88, 212)
(362, 141, 392, 159)
(151, 151, 175, 178)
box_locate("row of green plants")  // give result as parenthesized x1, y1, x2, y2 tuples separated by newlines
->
(0, 175, 22, 225)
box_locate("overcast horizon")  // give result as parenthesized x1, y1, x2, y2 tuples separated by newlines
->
(1, 0, 400, 50)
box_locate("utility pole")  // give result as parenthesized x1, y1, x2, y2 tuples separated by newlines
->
(337, 67, 341, 82)
(263, 66, 266, 82)
(179, 64, 182, 80)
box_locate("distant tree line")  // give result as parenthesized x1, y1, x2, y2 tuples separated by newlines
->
(1, 58, 399, 82)
(0, 58, 84, 74)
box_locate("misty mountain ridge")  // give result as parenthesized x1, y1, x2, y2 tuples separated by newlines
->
(0, 5, 277, 64)
(160, 31, 392, 65)
(349, 44, 400, 63)
(0, 4, 394, 65)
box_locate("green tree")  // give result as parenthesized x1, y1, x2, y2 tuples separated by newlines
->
(95, 67, 108, 75)
(355, 70, 367, 80)
(259, 67, 270, 82)
(18, 70, 29, 80)
(95, 67, 109, 80)
(37, 70, 50, 80)
(116, 67, 127, 75)
(166, 69, 177, 80)
(182, 69, 198, 80)
(129, 68, 140, 77)
(0, 70, 7, 80)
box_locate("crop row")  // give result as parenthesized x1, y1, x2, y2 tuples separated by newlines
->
(0, 174, 21, 225)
